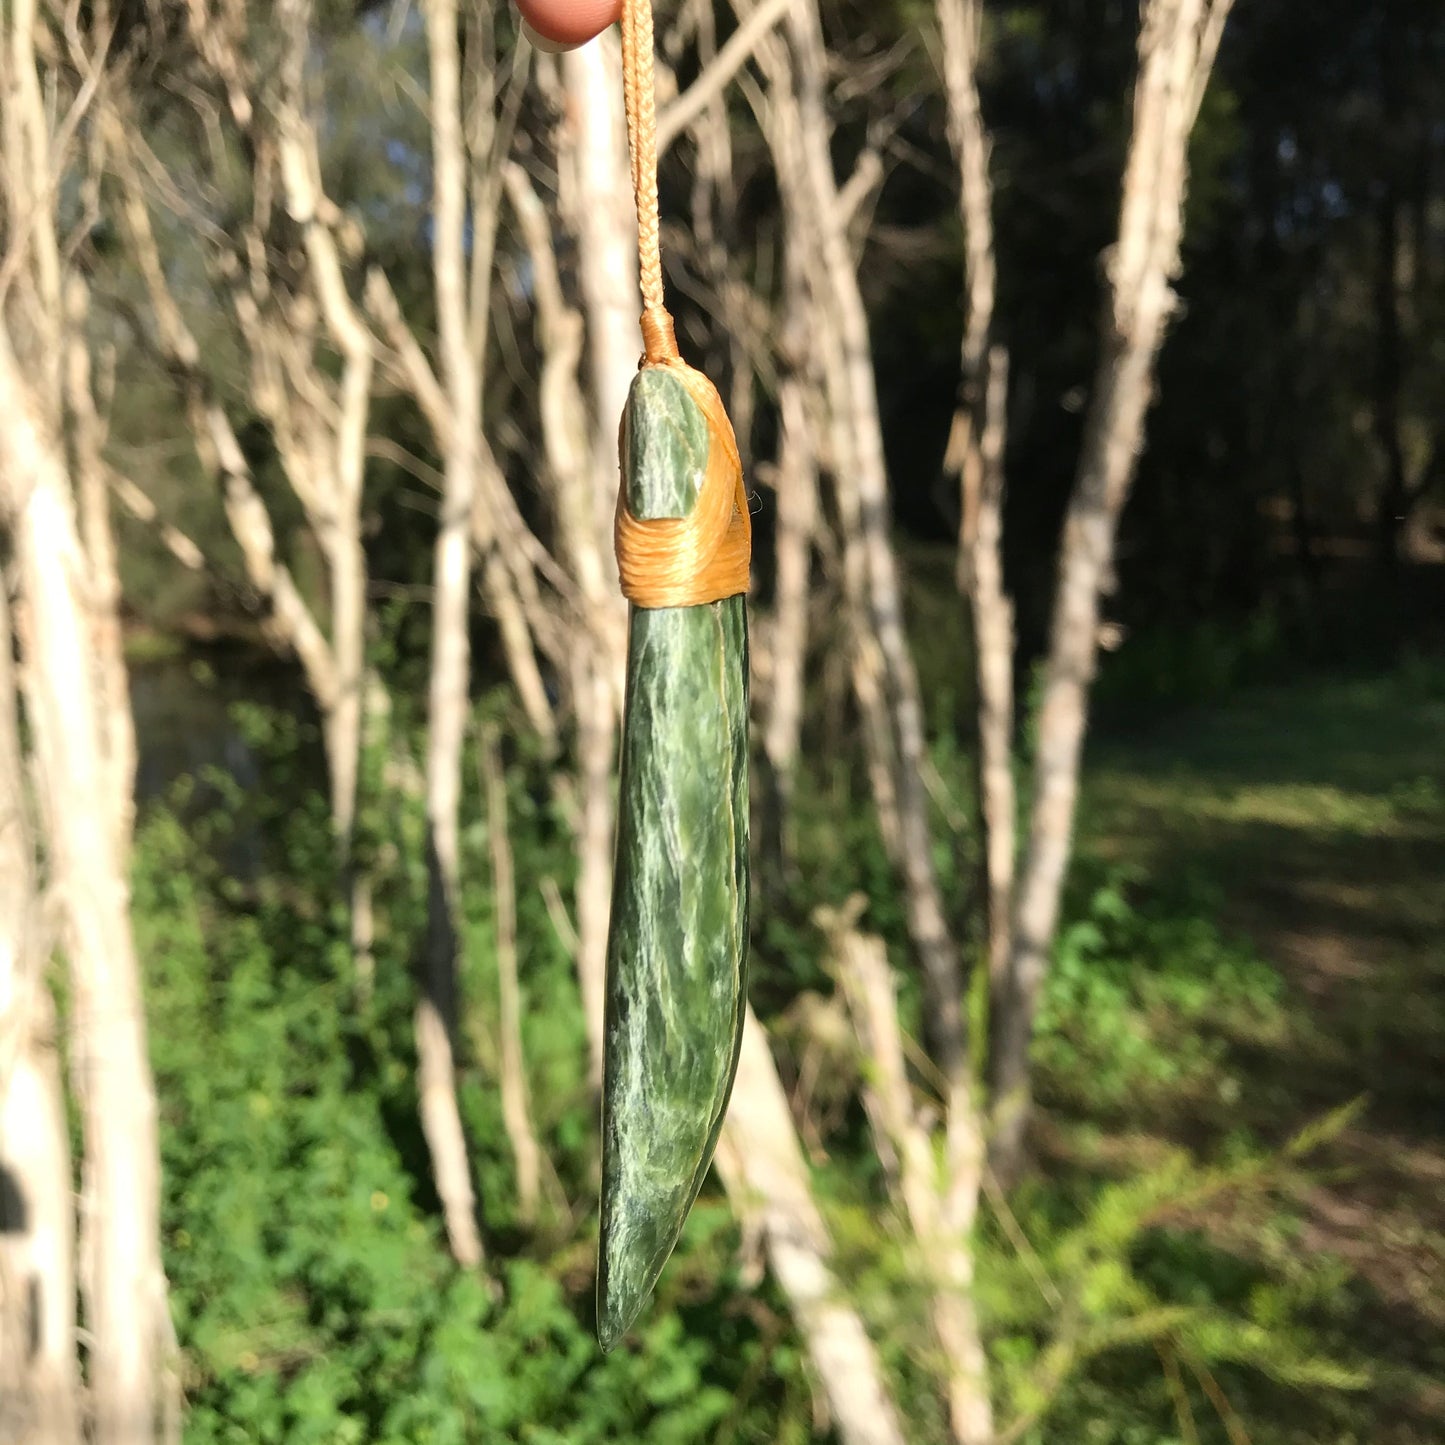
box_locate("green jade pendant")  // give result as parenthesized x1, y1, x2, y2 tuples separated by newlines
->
(597, 367, 749, 1351)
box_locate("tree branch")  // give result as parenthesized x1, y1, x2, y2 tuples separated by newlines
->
(656, 0, 794, 155)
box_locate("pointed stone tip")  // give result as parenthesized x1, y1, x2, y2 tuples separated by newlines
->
(595, 1270, 645, 1353)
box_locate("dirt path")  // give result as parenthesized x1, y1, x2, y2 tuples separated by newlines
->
(1085, 664, 1445, 1441)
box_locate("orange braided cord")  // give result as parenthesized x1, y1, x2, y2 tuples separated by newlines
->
(615, 361, 752, 608)
(615, 0, 750, 606)
(620, 0, 675, 363)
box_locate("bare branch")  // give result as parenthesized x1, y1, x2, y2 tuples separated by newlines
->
(365, 267, 452, 446)
(107, 470, 208, 572)
(106, 110, 341, 712)
(656, 0, 794, 155)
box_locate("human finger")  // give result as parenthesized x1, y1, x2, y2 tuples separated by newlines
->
(516, 0, 623, 52)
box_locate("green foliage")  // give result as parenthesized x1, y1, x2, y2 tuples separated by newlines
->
(128, 652, 1435, 1443)
(1094, 612, 1287, 718)
(1034, 869, 1284, 1114)
(976, 1106, 1368, 1444)
(756, 715, 1365, 1445)
(135, 705, 797, 1445)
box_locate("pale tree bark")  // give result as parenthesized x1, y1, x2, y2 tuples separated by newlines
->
(710, 15, 998, 1428)
(970, 348, 1014, 995)
(362, 264, 562, 750)
(759, 238, 820, 873)
(2, 6, 176, 1438)
(820, 902, 992, 1445)
(64, 275, 136, 852)
(459, 11, 560, 757)
(549, 32, 640, 1090)
(746, 0, 975, 1211)
(403, 0, 569, 1267)
(990, 0, 1234, 1181)
(416, 0, 487, 1270)
(106, 470, 207, 575)
(162, 0, 378, 843)
(502, 157, 618, 1087)
(654, 0, 794, 155)
(0, 580, 82, 1445)
(0, 321, 173, 1445)
(936, 0, 1016, 998)
(562, 32, 644, 573)
(271, 0, 376, 846)
(747, 17, 902, 860)
(715, 1009, 909, 1445)
(348, 30, 556, 684)
(666, 10, 817, 878)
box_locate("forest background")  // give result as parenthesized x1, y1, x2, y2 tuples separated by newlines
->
(2, 1, 1443, 1443)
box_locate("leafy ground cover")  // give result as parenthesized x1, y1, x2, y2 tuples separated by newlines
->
(130, 650, 1443, 1442)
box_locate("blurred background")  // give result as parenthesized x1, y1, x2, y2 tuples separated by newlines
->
(1, 1, 1442, 1442)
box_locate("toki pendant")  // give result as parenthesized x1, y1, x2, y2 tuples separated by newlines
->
(597, 366, 749, 1351)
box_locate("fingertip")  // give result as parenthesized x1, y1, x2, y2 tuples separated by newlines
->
(520, 17, 574, 53)
(515, 0, 624, 50)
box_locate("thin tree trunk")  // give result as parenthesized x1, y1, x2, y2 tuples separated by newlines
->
(64, 275, 136, 852)
(0, 580, 82, 1445)
(2, 4, 174, 1429)
(418, 0, 485, 1270)
(760, 240, 820, 872)
(503, 157, 619, 1089)
(774, 0, 969, 1104)
(990, 0, 1234, 1182)
(479, 726, 542, 1224)
(560, 35, 640, 1087)
(655, 0, 795, 155)
(0, 986, 81, 1445)
(971, 349, 1015, 997)
(716, 1009, 909, 1445)
(276, 0, 377, 845)
(936, 0, 1016, 996)
(563, 33, 644, 580)
(573, 660, 616, 1089)
(0, 321, 171, 1445)
(822, 906, 992, 1444)
(355, 174, 557, 757)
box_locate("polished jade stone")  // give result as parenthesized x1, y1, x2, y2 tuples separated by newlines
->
(597, 368, 749, 1352)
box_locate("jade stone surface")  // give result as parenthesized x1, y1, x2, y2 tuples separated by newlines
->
(597, 368, 749, 1352)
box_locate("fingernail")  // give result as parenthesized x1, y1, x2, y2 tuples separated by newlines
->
(520, 19, 575, 53)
